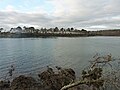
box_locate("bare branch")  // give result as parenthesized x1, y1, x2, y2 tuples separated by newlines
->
(60, 79, 104, 90)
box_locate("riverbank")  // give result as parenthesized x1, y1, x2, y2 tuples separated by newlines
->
(0, 67, 76, 90)
(0, 33, 88, 38)
(0, 31, 120, 38)
(1, 29, 120, 38)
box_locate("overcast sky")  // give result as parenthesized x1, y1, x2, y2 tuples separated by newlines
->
(0, 0, 120, 30)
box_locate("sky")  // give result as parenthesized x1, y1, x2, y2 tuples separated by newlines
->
(0, 0, 120, 31)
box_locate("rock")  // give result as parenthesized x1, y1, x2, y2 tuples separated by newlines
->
(10, 75, 37, 90)
(0, 80, 10, 90)
(38, 67, 76, 90)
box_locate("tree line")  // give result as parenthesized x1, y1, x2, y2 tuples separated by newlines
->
(0, 26, 87, 34)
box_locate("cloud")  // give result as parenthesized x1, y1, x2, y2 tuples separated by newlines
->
(49, 0, 120, 30)
(5, 5, 16, 12)
(0, 0, 120, 30)
(0, 11, 52, 30)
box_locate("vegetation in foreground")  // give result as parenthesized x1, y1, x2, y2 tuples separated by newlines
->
(0, 54, 120, 90)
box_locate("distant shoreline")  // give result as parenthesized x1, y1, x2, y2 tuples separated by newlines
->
(0, 29, 120, 38)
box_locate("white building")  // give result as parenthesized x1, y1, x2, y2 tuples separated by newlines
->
(10, 27, 23, 34)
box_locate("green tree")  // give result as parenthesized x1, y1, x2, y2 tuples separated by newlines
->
(71, 28, 74, 31)
(0, 28, 3, 32)
(54, 27, 59, 32)
(29, 27, 35, 33)
(16, 26, 22, 31)
(60, 28, 65, 33)
(81, 29, 87, 32)
(66, 28, 71, 32)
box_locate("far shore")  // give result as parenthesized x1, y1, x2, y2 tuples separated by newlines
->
(0, 30, 120, 38)
(0, 27, 120, 38)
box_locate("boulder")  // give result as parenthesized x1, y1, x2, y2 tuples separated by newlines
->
(38, 67, 76, 90)
(10, 75, 37, 90)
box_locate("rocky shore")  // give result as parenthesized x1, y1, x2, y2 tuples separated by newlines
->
(0, 67, 76, 90)
(0, 55, 119, 90)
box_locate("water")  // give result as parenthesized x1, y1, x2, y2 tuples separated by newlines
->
(0, 37, 120, 79)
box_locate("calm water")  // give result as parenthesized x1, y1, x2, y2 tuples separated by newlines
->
(0, 37, 120, 79)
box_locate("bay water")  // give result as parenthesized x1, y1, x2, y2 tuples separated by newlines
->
(0, 37, 120, 79)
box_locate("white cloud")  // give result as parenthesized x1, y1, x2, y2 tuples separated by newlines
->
(0, 0, 120, 30)
(4, 5, 16, 12)
(48, 0, 120, 30)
